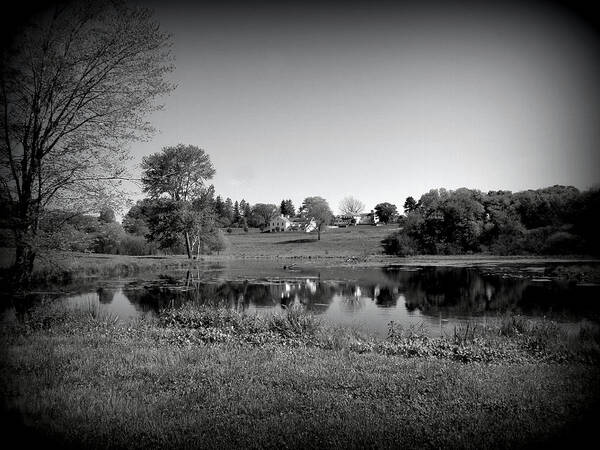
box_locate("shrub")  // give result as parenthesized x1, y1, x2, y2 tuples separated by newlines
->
(381, 232, 419, 256)
(118, 234, 157, 255)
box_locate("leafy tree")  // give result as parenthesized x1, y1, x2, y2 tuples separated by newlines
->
(122, 199, 154, 237)
(92, 222, 125, 254)
(404, 196, 418, 214)
(184, 187, 219, 257)
(1, 0, 174, 283)
(280, 199, 295, 217)
(141, 144, 215, 202)
(224, 198, 234, 225)
(141, 145, 215, 258)
(300, 196, 333, 240)
(251, 203, 278, 230)
(339, 196, 365, 216)
(374, 202, 398, 224)
(242, 201, 252, 219)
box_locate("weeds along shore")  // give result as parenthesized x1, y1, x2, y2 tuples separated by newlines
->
(1, 302, 599, 449)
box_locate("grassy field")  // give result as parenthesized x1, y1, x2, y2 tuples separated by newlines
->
(1, 303, 599, 449)
(223, 224, 397, 259)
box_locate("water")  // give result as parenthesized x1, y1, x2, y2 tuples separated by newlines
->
(6, 261, 600, 337)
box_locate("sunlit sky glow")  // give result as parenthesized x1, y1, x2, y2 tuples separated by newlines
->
(123, 0, 599, 215)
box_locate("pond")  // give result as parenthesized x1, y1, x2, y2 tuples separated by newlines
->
(6, 260, 600, 337)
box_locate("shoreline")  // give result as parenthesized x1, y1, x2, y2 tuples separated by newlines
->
(2, 250, 600, 290)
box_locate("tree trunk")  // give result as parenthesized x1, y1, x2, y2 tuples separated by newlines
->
(184, 231, 192, 259)
(317, 225, 321, 241)
(12, 239, 36, 286)
(10, 203, 38, 286)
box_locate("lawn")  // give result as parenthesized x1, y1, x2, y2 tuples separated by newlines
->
(223, 224, 397, 259)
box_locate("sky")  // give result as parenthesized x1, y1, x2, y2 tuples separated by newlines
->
(123, 0, 600, 215)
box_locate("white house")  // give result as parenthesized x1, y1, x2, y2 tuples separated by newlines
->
(267, 215, 291, 232)
(357, 210, 379, 225)
(289, 217, 318, 233)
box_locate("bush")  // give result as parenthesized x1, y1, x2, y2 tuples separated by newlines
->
(118, 234, 157, 255)
(381, 232, 419, 256)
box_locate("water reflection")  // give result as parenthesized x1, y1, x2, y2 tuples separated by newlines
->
(6, 264, 599, 337)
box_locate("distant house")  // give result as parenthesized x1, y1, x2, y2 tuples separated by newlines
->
(357, 210, 379, 225)
(288, 217, 318, 233)
(333, 215, 360, 227)
(267, 215, 291, 232)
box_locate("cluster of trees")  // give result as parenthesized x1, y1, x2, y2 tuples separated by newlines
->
(383, 186, 600, 256)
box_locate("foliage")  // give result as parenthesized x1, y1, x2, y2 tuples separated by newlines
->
(374, 202, 398, 224)
(122, 199, 154, 237)
(300, 196, 333, 240)
(141, 144, 215, 202)
(381, 232, 419, 256)
(141, 145, 216, 258)
(0, 0, 174, 283)
(383, 185, 599, 256)
(403, 196, 418, 213)
(280, 199, 295, 217)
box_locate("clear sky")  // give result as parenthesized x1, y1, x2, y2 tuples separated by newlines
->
(125, 0, 600, 215)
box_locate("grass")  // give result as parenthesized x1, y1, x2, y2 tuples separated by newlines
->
(223, 225, 396, 260)
(1, 302, 599, 449)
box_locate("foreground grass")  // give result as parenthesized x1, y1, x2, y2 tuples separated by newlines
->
(1, 303, 599, 449)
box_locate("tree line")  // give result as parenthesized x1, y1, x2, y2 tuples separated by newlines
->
(383, 186, 600, 256)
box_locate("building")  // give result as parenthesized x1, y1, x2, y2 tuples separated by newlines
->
(333, 215, 361, 227)
(357, 210, 379, 225)
(289, 217, 318, 233)
(267, 215, 291, 232)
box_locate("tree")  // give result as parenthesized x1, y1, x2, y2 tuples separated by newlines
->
(233, 201, 241, 225)
(122, 198, 156, 237)
(300, 196, 333, 240)
(141, 145, 215, 258)
(404, 197, 418, 214)
(1, 0, 174, 284)
(280, 199, 295, 217)
(242, 201, 252, 219)
(374, 202, 398, 224)
(339, 196, 365, 217)
(224, 198, 234, 225)
(251, 203, 278, 230)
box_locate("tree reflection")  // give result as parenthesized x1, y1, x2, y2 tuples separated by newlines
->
(115, 266, 600, 323)
(96, 287, 117, 305)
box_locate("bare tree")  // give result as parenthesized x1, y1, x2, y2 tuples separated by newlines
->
(339, 196, 365, 217)
(0, 0, 174, 283)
